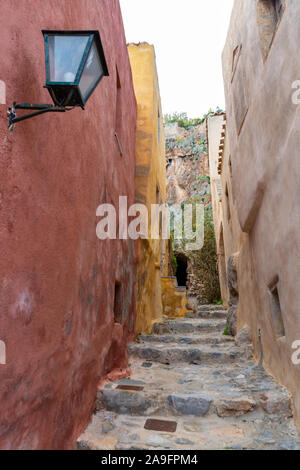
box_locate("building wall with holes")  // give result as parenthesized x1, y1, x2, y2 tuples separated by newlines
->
(128, 43, 168, 334)
(0, 0, 137, 449)
(221, 0, 300, 429)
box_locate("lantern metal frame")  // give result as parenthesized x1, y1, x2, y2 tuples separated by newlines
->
(7, 30, 109, 131)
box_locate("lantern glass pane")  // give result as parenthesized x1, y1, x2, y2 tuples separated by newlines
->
(79, 41, 104, 101)
(48, 35, 90, 83)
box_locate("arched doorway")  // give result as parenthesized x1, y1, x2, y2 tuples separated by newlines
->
(175, 253, 188, 287)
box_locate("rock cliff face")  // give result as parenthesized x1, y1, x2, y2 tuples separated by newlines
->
(165, 122, 220, 304)
(165, 122, 210, 206)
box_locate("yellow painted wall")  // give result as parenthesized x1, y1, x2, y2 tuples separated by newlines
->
(161, 277, 191, 318)
(128, 43, 168, 334)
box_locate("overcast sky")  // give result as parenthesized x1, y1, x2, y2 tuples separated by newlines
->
(120, 0, 234, 118)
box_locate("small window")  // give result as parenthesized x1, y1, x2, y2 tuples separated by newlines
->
(269, 278, 285, 338)
(225, 184, 231, 222)
(275, 0, 284, 20)
(257, 0, 285, 62)
(114, 282, 122, 324)
(229, 155, 232, 177)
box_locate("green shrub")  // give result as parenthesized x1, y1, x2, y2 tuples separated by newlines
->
(164, 108, 224, 130)
(192, 207, 221, 303)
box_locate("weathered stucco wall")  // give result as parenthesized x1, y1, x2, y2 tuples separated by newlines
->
(222, 0, 300, 428)
(0, 0, 137, 449)
(208, 114, 260, 337)
(128, 43, 167, 335)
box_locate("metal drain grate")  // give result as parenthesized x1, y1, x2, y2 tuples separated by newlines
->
(144, 418, 177, 433)
(116, 385, 144, 391)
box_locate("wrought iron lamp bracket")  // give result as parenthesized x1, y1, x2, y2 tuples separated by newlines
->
(7, 102, 78, 132)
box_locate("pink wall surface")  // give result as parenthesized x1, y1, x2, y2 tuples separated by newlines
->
(0, 0, 137, 449)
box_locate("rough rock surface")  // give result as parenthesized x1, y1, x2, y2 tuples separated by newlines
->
(165, 122, 220, 302)
(78, 305, 300, 450)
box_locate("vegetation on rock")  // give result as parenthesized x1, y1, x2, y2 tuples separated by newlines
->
(164, 108, 224, 130)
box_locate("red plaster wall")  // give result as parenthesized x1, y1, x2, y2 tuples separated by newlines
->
(0, 0, 137, 449)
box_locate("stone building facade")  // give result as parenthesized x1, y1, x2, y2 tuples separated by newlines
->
(209, 0, 300, 429)
(0, 0, 137, 449)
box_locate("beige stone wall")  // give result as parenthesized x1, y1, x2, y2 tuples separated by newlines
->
(207, 115, 229, 307)
(220, 0, 300, 428)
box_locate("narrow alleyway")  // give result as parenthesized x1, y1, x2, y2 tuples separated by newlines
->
(78, 305, 300, 450)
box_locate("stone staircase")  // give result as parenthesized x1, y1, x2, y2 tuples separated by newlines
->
(77, 305, 300, 450)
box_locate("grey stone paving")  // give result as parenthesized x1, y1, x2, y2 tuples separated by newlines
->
(77, 305, 300, 450)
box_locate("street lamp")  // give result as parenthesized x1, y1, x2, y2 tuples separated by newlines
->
(7, 30, 109, 131)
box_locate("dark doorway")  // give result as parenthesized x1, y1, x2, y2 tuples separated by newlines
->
(114, 282, 122, 324)
(175, 254, 188, 287)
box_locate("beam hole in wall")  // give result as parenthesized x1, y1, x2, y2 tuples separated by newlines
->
(114, 281, 122, 324)
(175, 253, 188, 287)
(268, 277, 285, 338)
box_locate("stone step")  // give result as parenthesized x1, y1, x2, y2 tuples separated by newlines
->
(96, 383, 259, 419)
(152, 318, 227, 335)
(198, 304, 225, 311)
(138, 333, 234, 346)
(186, 310, 227, 320)
(77, 408, 300, 450)
(127, 342, 242, 365)
(95, 361, 293, 419)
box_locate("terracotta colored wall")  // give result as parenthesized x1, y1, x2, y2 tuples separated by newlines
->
(0, 0, 137, 449)
(221, 0, 300, 428)
(128, 44, 167, 335)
